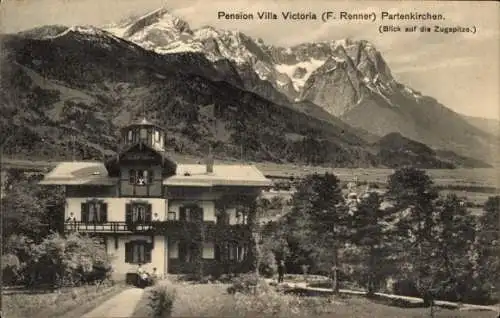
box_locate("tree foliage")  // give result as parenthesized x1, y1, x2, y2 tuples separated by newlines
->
(3, 232, 113, 287)
(1, 172, 64, 241)
(284, 173, 349, 291)
(349, 191, 396, 295)
(473, 196, 500, 303)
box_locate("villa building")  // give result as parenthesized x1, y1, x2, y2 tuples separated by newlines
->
(39, 118, 272, 280)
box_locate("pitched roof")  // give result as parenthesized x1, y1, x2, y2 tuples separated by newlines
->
(164, 164, 272, 187)
(39, 161, 117, 185)
(39, 161, 271, 187)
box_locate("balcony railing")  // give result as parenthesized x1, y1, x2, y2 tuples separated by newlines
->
(64, 221, 154, 233)
(64, 220, 219, 236)
(64, 221, 250, 241)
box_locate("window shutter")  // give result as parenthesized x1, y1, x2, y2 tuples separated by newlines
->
(125, 204, 132, 223)
(145, 243, 152, 263)
(145, 204, 152, 222)
(179, 207, 186, 221)
(125, 242, 132, 263)
(129, 170, 135, 184)
(148, 170, 154, 184)
(81, 202, 88, 223)
(101, 203, 108, 223)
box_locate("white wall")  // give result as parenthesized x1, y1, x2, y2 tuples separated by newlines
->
(167, 200, 216, 222)
(105, 234, 167, 280)
(66, 198, 168, 221)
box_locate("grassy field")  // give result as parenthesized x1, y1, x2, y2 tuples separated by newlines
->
(131, 280, 498, 318)
(257, 162, 499, 190)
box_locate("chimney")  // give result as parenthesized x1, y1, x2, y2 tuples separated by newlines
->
(205, 144, 214, 174)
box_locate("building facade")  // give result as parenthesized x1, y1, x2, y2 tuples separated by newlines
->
(40, 119, 272, 280)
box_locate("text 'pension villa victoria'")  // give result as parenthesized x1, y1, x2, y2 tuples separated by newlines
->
(40, 118, 272, 279)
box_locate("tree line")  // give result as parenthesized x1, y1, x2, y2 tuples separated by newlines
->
(257, 167, 500, 306)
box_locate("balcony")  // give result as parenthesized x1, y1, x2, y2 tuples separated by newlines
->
(64, 220, 218, 238)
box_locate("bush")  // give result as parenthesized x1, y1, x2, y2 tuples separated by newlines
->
(19, 232, 113, 288)
(227, 273, 261, 294)
(232, 282, 335, 317)
(258, 246, 277, 279)
(148, 281, 176, 318)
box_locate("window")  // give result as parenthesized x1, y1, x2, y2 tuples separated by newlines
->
(129, 170, 154, 186)
(168, 211, 176, 221)
(126, 202, 152, 223)
(169, 241, 179, 259)
(226, 208, 247, 225)
(125, 240, 152, 264)
(179, 205, 203, 222)
(81, 201, 107, 223)
(154, 130, 160, 142)
(133, 205, 146, 222)
(138, 170, 147, 186)
(217, 209, 230, 225)
(235, 211, 248, 224)
(180, 243, 199, 262)
(140, 128, 147, 140)
(203, 242, 215, 259)
(127, 130, 133, 142)
(228, 243, 246, 262)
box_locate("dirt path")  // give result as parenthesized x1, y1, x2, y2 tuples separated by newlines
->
(81, 287, 145, 318)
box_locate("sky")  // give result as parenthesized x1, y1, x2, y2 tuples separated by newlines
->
(1, 0, 499, 119)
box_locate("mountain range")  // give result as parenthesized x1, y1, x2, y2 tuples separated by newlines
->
(0, 8, 496, 169)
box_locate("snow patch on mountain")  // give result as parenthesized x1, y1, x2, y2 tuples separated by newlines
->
(275, 58, 325, 91)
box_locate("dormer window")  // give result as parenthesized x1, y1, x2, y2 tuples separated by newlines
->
(129, 169, 154, 186)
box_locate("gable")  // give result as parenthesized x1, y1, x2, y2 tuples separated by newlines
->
(105, 143, 177, 178)
(119, 144, 163, 163)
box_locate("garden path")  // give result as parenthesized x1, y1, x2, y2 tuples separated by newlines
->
(81, 287, 145, 318)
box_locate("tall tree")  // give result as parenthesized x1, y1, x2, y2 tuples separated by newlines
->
(431, 194, 477, 302)
(386, 167, 440, 306)
(350, 191, 397, 296)
(474, 196, 500, 303)
(285, 173, 348, 292)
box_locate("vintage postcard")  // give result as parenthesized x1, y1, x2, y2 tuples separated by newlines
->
(0, 0, 499, 317)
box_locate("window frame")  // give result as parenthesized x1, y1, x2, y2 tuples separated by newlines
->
(126, 202, 152, 224)
(129, 169, 153, 186)
(202, 241, 215, 259)
(125, 240, 152, 264)
(167, 211, 176, 221)
(81, 200, 107, 224)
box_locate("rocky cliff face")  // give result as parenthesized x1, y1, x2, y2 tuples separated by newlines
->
(1, 23, 488, 168)
(103, 8, 495, 162)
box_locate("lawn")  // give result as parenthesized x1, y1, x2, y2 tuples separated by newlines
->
(131, 279, 498, 318)
(2, 283, 127, 318)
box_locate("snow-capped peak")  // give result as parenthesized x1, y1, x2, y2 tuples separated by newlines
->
(103, 9, 398, 101)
